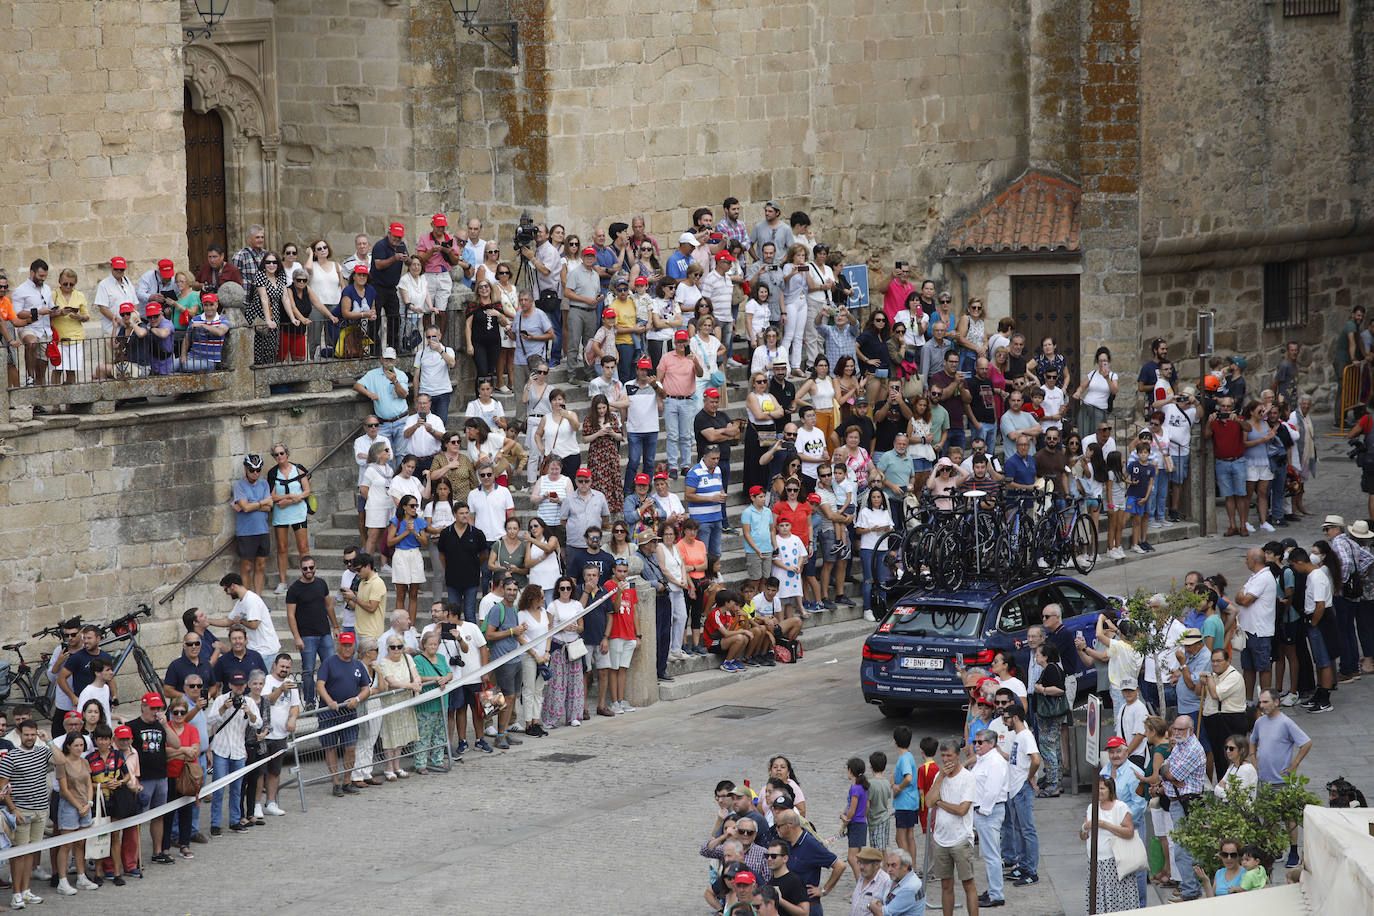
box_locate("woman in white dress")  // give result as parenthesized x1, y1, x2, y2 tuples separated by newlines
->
(304, 238, 345, 354)
(387, 454, 425, 508)
(689, 314, 723, 409)
(523, 518, 562, 595)
(543, 576, 586, 727)
(360, 440, 395, 561)
(658, 524, 691, 661)
(516, 585, 553, 737)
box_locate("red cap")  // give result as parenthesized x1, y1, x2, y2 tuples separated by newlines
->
(432, 214, 448, 226)
(977, 676, 999, 691)
(674, 329, 689, 341)
(202, 293, 218, 304)
(575, 468, 592, 478)
(806, 493, 822, 503)
(389, 222, 405, 236)
(704, 387, 720, 398)
(714, 252, 736, 263)
(1105, 736, 1128, 749)
(602, 308, 617, 319)
(636, 357, 652, 369)
(353, 264, 370, 275)
(142, 692, 165, 708)
(118, 302, 136, 315)
(653, 472, 669, 481)
(733, 870, 757, 886)
(749, 485, 764, 496)
(633, 276, 649, 286)
(581, 246, 597, 257)
(64, 711, 82, 722)
(157, 258, 175, 279)
(634, 473, 651, 485)
(114, 725, 133, 739)
(110, 256, 127, 269)
(144, 302, 162, 317)
(339, 631, 357, 644)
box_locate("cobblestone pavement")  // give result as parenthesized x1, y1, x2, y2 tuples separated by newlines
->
(32, 428, 1371, 915)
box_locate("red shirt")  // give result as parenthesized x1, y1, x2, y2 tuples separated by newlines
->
(917, 759, 940, 831)
(883, 279, 916, 322)
(703, 607, 733, 648)
(772, 500, 813, 548)
(164, 723, 200, 778)
(1210, 417, 1245, 459)
(605, 582, 638, 640)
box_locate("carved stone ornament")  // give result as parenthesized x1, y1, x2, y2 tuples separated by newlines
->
(184, 44, 268, 139)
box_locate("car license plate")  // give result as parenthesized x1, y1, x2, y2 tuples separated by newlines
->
(900, 657, 944, 670)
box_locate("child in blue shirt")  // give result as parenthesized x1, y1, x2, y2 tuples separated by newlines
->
(1124, 440, 1156, 554)
(739, 485, 775, 591)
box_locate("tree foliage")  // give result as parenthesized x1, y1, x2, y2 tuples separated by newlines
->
(1171, 772, 1319, 875)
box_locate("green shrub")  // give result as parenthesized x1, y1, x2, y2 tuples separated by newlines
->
(1171, 772, 1318, 875)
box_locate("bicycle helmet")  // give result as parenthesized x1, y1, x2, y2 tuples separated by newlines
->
(243, 453, 264, 471)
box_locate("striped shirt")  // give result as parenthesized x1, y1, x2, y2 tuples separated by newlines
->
(686, 462, 725, 522)
(187, 313, 227, 362)
(0, 743, 53, 810)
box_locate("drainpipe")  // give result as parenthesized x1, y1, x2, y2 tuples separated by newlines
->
(944, 257, 970, 309)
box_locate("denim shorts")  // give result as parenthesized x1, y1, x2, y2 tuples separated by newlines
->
(57, 798, 92, 831)
(1169, 453, 1190, 485)
(1241, 634, 1273, 672)
(1215, 458, 1246, 498)
(912, 457, 934, 471)
(1125, 494, 1148, 516)
(1306, 620, 1334, 668)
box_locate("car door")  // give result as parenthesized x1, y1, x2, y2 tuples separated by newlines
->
(1049, 578, 1113, 693)
(992, 583, 1053, 677)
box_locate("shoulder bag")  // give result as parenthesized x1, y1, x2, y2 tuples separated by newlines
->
(177, 757, 205, 798)
(87, 791, 110, 860)
(1110, 816, 1148, 877)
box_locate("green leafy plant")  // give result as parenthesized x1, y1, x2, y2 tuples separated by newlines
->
(1119, 587, 1204, 717)
(1171, 772, 1319, 875)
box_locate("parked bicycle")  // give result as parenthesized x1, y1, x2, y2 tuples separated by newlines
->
(1, 624, 66, 719)
(96, 604, 164, 696)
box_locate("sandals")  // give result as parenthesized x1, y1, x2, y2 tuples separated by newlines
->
(384, 772, 397, 782)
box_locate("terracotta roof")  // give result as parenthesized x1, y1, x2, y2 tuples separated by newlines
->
(946, 171, 1081, 258)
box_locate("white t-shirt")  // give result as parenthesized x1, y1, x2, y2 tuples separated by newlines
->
(746, 299, 772, 338)
(422, 620, 486, 686)
(857, 507, 890, 551)
(234, 590, 281, 657)
(423, 499, 455, 532)
(388, 474, 424, 507)
(930, 767, 976, 849)
(795, 426, 828, 478)
(415, 344, 456, 397)
(1116, 698, 1148, 746)
(892, 308, 925, 347)
(1039, 386, 1068, 430)
(1006, 728, 1040, 797)
(998, 676, 1028, 702)
(1239, 569, 1277, 637)
(1082, 369, 1118, 411)
(478, 591, 504, 624)
(263, 674, 302, 741)
(1162, 403, 1197, 457)
(1305, 565, 1333, 618)
(77, 683, 112, 726)
(465, 397, 505, 427)
(517, 610, 552, 654)
(354, 433, 392, 486)
(647, 297, 680, 341)
(625, 382, 660, 434)
(468, 485, 514, 541)
(549, 599, 584, 644)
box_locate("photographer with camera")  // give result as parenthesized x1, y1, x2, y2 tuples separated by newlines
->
(369, 222, 410, 355)
(416, 214, 464, 338)
(521, 222, 565, 364)
(421, 602, 492, 754)
(207, 671, 262, 834)
(1206, 396, 1249, 537)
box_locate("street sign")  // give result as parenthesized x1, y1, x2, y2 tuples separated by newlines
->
(841, 264, 869, 310)
(1085, 693, 1101, 766)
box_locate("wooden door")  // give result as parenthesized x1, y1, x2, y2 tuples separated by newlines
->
(183, 87, 227, 270)
(1010, 274, 1080, 383)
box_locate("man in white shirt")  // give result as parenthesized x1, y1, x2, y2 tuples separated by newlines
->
(459, 216, 489, 287)
(340, 234, 371, 276)
(94, 256, 136, 334)
(413, 327, 457, 423)
(621, 357, 662, 493)
(401, 393, 446, 474)
(970, 728, 1009, 907)
(220, 573, 282, 658)
(352, 421, 390, 539)
(926, 738, 978, 916)
(1083, 422, 1118, 457)
(1162, 387, 1198, 523)
(12, 258, 55, 387)
(420, 601, 493, 753)
(261, 653, 302, 816)
(701, 252, 736, 361)
(468, 467, 515, 545)
(76, 659, 116, 726)
(384, 609, 421, 655)
(1233, 546, 1277, 701)
(1001, 703, 1041, 886)
(562, 246, 603, 377)
(1038, 371, 1069, 433)
(1116, 677, 1149, 765)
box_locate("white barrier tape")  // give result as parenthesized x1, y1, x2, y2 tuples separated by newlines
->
(0, 750, 285, 863)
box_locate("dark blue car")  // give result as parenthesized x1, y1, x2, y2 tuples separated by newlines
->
(861, 576, 1114, 717)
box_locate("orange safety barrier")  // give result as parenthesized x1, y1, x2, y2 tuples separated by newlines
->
(1339, 362, 1364, 434)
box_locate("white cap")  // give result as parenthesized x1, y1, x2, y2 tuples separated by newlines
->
(381, 347, 398, 360)
(678, 232, 699, 248)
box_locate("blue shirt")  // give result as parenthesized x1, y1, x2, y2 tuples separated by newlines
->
(369, 237, 406, 287)
(1213, 867, 1246, 895)
(316, 652, 371, 703)
(786, 829, 838, 914)
(1101, 760, 1147, 827)
(893, 750, 919, 811)
(1125, 457, 1154, 500)
(1005, 452, 1037, 487)
(883, 871, 925, 916)
(1176, 647, 1210, 715)
(686, 462, 725, 522)
(233, 477, 271, 536)
(740, 505, 774, 553)
(818, 322, 858, 369)
(484, 602, 522, 662)
(666, 251, 692, 280)
(1000, 410, 1037, 458)
(357, 365, 410, 420)
(594, 245, 618, 291)
(391, 516, 428, 550)
(212, 649, 268, 689)
(1249, 713, 1310, 784)
(268, 462, 310, 528)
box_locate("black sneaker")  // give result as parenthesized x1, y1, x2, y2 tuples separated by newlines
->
(341, 783, 360, 794)
(332, 784, 345, 797)
(1308, 700, 1334, 713)
(49, 875, 59, 889)
(1013, 872, 1039, 886)
(151, 853, 175, 865)
(210, 826, 223, 837)
(229, 822, 249, 833)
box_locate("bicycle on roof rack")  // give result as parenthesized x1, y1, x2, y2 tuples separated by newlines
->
(96, 604, 164, 697)
(0, 624, 67, 718)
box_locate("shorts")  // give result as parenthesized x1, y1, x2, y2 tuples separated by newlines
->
(1362, 469, 1374, 496)
(1084, 497, 1102, 510)
(608, 637, 638, 669)
(1240, 633, 1273, 672)
(459, 683, 483, 711)
(275, 520, 308, 532)
(707, 642, 727, 657)
(1275, 619, 1300, 647)
(1215, 458, 1246, 498)
(265, 738, 289, 775)
(318, 707, 359, 750)
(390, 547, 426, 585)
(138, 776, 169, 811)
(58, 798, 92, 831)
(1245, 461, 1273, 482)
(1168, 453, 1190, 485)
(745, 551, 773, 580)
(13, 809, 47, 848)
(1124, 494, 1148, 516)
(912, 457, 934, 471)
(1306, 620, 1334, 668)
(237, 533, 270, 559)
(57, 340, 84, 370)
(815, 525, 837, 560)
(846, 821, 868, 848)
(21, 326, 52, 343)
(894, 808, 920, 830)
(931, 840, 977, 881)
(492, 660, 522, 696)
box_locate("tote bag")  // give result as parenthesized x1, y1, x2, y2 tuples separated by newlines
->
(1111, 824, 1149, 877)
(87, 791, 111, 860)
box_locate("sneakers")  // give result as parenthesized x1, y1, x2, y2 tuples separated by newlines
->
(863, 610, 876, 622)
(1245, 522, 1256, 533)
(526, 723, 548, 737)
(211, 825, 225, 835)
(1280, 692, 1298, 707)
(1013, 872, 1039, 886)
(11, 893, 24, 909)
(508, 722, 525, 733)
(720, 660, 736, 672)
(1149, 520, 1165, 529)
(274, 581, 287, 595)
(620, 701, 637, 713)
(506, 733, 523, 745)
(254, 803, 265, 819)
(1142, 541, 1156, 552)
(76, 875, 99, 890)
(1307, 699, 1334, 713)
(761, 654, 776, 667)
(264, 801, 286, 816)
(151, 852, 175, 864)
(1131, 544, 1147, 554)
(836, 596, 855, 607)
(456, 739, 469, 755)
(474, 738, 495, 754)
(341, 782, 360, 794)
(1285, 848, 1301, 869)
(495, 736, 510, 749)
(22, 891, 42, 905)
(1260, 521, 1276, 532)
(56, 879, 76, 896)
(484, 723, 498, 737)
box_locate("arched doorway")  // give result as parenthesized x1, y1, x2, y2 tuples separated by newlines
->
(183, 86, 228, 270)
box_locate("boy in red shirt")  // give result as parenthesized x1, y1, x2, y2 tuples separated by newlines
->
(915, 735, 940, 834)
(602, 560, 640, 714)
(703, 592, 755, 673)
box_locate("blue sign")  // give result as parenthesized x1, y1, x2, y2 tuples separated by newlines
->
(841, 264, 869, 311)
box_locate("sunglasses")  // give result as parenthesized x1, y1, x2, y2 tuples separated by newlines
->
(1219, 851, 1238, 858)
(315, 245, 329, 251)
(785, 487, 800, 493)
(736, 829, 757, 836)
(272, 451, 287, 457)
(184, 640, 202, 647)
(301, 565, 316, 571)
(170, 709, 187, 716)
(284, 250, 298, 256)
(388, 644, 404, 649)
(765, 852, 787, 859)
(263, 260, 280, 266)
(496, 271, 511, 277)
(185, 683, 203, 689)
(558, 585, 574, 591)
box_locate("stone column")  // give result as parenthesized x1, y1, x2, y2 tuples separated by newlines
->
(206, 280, 259, 402)
(626, 581, 659, 709)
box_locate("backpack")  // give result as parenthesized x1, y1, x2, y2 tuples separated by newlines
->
(268, 462, 316, 515)
(773, 636, 804, 664)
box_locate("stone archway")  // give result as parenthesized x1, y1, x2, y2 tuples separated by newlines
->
(183, 22, 281, 251)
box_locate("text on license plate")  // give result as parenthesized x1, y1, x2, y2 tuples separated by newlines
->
(900, 657, 944, 670)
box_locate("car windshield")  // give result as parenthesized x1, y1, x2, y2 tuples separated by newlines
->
(883, 602, 982, 638)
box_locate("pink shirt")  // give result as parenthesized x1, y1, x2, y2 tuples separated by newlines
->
(883, 279, 916, 321)
(658, 349, 698, 397)
(417, 232, 457, 274)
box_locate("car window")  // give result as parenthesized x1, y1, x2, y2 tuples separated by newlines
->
(996, 586, 1046, 633)
(883, 602, 983, 638)
(1053, 581, 1105, 620)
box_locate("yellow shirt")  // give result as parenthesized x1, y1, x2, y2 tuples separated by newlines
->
(354, 574, 389, 640)
(51, 290, 90, 341)
(612, 296, 638, 346)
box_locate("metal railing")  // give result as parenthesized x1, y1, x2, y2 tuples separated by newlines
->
(1339, 361, 1364, 434)
(5, 332, 230, 388)
(251, 304, 468, 369)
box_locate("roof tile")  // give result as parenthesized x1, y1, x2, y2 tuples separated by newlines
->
(946, 171, 1081, 257)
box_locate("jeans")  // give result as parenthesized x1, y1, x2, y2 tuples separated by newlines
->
(177, 357, 218, 373)
(664, 397, 695, 470)
(299, 634, 335, 706)
(625, 431, 658, 493)
(378, 416, 408, 468)
(447, 584, 481, 624)
(1334, 595, 1361, 676)
(428, 391, 452, 426)
(975, 421, 997, 454)
(1004, 783, 1039, 874)
(1151, 471, 1169, 522)
(616, 343, 637, 382)
(946, 427, 966, 451)
(973, 803, 1006, 901)
(861, 547, 880, 609)
(655, 594, 671, 677)
(698, 519, 723, 558)
(545, 305, 563, 365)
(668, 589, 688, 653)
(1171, 804, 1202, 899)
(210, 754, 247, 828)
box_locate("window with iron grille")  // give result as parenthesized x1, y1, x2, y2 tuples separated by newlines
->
(1262, 260, 1308, 329)
(1283, 0, 1339, 16)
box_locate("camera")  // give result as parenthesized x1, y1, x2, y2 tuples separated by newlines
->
(513, 212, 537, 253)
(1349, 440, 1367, 462)
(232, 693, 245, 710)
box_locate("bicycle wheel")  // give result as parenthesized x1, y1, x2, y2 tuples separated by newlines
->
(971, 511, 997, 578)
(934, 530, 965, 592)
(1071, 515, 1099, 574)
(994, 531, 1021, 592)
(135, 648, 164, 696)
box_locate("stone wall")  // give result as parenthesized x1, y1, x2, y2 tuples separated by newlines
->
(0, 0, 187, 280)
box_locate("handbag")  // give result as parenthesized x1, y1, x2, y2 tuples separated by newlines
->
(1110, 821, 1148, 876)
(565, 638, 588, 661)
(1231, 628, 1248, 652)
(87, 792, 110, 860)
(1035, 690, 1070, 719)
(176, 759, 205, 798)
(45, 338, 62, 367)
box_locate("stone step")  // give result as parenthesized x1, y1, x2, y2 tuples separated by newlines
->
(658, 614, 876, 703)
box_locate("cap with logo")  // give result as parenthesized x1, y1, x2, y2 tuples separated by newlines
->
(575, 468, 592, 478)
(431, 214, 448, 226)
(634, 473, 651, 486)
(602, 308, 617, 319)
(636, 357, 653, 369)
(674, 329, 690, 341)
(142, 692, 166, 708)
(202, 293, 218, 304)
(582, 246, 598, 257)
(389, 222, 405, 236)
(145, 302, 162, 317)
(714, 252, 736, 263)
(353, 264, 370, 275)
(114, 725, 133, 739)
(704, 387, 720, 398)
(614, 277, 629, 288)
(1119, 677, 1138, 691)
(677, 232, 699, 248)
(339, 631, 357, 644)
(157, 258, 175, 279)
(381, 347, 398, 360)
(118, 302, 136, 315)
(633, 276, 649, 286)
(110, 257, 127, 269)
(1105, 736, 1128, 749)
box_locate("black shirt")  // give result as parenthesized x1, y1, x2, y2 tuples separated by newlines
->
(772, 871, 810, 912)
(1008, 352, 1028, 382)
(369, 237, 407, 287)
(64, 648, 115, 697)
(437, 524, 490, 590)
(213, 649, 268, 689)
(571, 549, 615, 587)
(164, 656, 213, 695)
(1045, 624, 1080, 676)
(769, 378, 796, 422)
(131, 718, 169, 779)
(286, 577, 333, 637)
(694, 409, 735, 464)
(857, 331, 890, 371)
(873, 406, 906, 455)
(965, 375, 998, 424)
